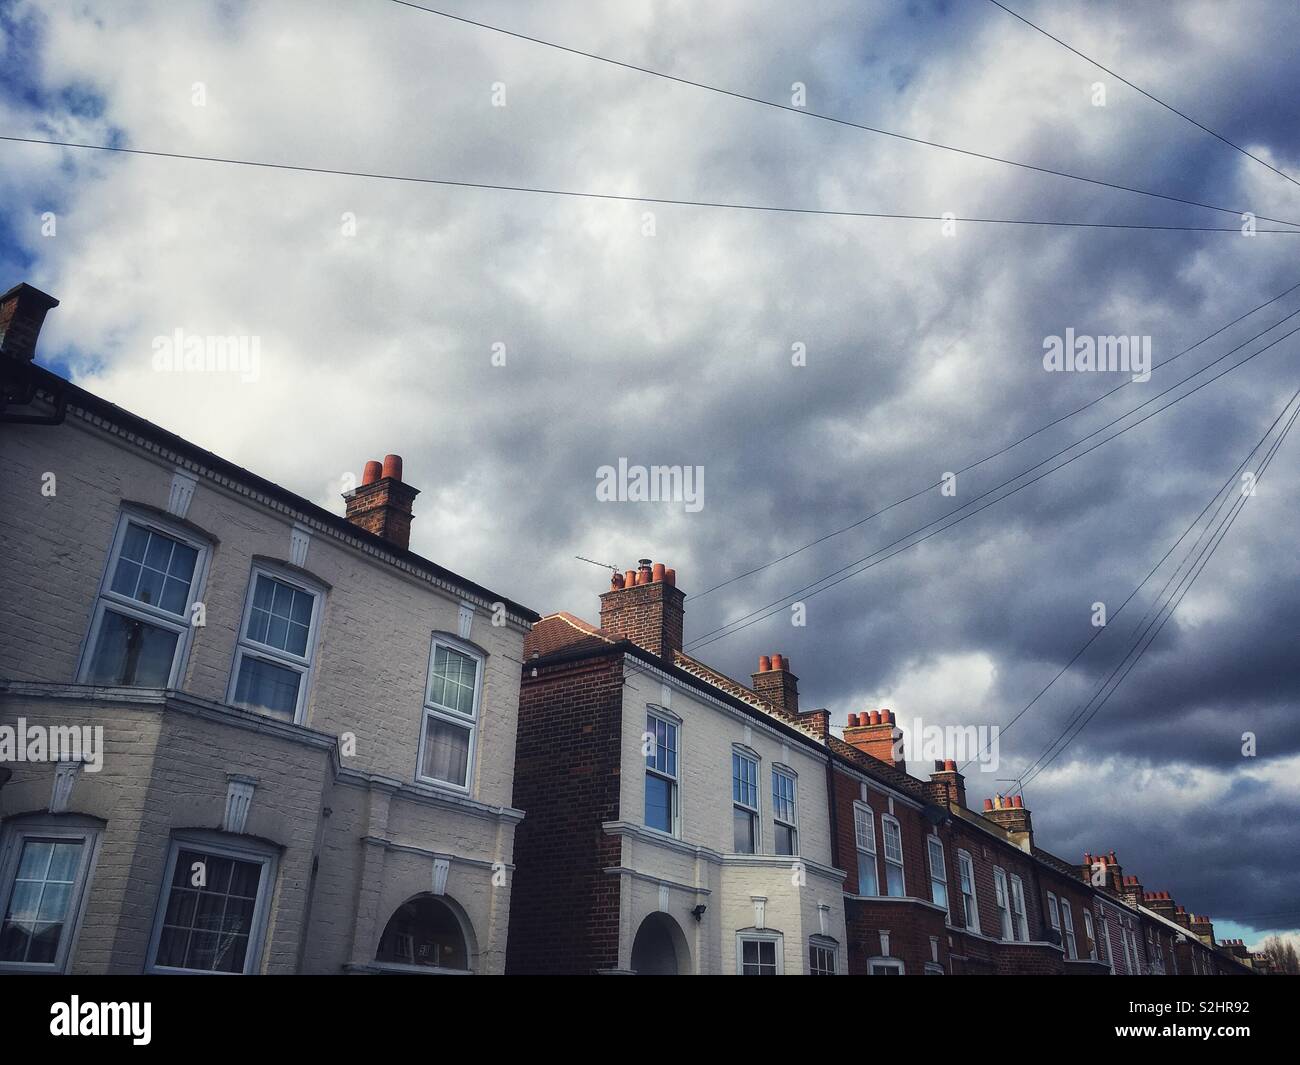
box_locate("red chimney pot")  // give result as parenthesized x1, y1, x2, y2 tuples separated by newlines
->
(758, 655, 771, 673)
(381, 454, 403, 482)
(361, 460, 382, 486)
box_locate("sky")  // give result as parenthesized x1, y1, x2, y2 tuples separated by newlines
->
(1, 0, 1297, 949)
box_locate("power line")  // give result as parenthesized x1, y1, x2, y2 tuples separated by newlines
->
(618, 321, 1299, 692)
(985, 0, 1300, 193)
(384, 0, 1300, 230)
(690, 280, 1300, 602)
(960, 382, 1300, 771)
(683, 317, 1300, 652)
(5, 134, 1297, 234)
(1015, 390, 1300, 789)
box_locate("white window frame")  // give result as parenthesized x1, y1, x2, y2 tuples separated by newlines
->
(808, 937, 837, 975)
(993, 866, 1012, 940)
(146, 833, 277, 975)
(852, 802, 879, 896)
(1102, 915, 1115, 973)
(1061, 898, 1077, 959)
(731, 747, 761, 854)
(868, 957, 905, 975)
(0, 817, 102, 974)
(226, 562, 324, 724)
(78, 509, 210, 689)
(956, 849, 980, 933)
(771, 765, 798, 856)
(1008, 875, 1028, 942)
(644, 708, 680, 837)
(880, 814, 906, 897)
(1082, 908, 1097, 960)
(926, 834, 948, 914)
(414, 633, 486, 794)
(736, 930, 783, 975)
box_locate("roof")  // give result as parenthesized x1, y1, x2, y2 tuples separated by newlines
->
(523, 611, 936, 801)
(524, 612, 617, 658)
(7, 358, 539, 622)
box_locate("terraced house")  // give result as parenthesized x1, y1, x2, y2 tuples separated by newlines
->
(508, 563, 848, 974)
(0, 282, 1255, 977)
(510, 561, 1255, 976)
(0, 283, 538, 975)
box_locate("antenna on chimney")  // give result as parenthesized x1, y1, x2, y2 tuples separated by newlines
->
(997, 777, 1028, 808)
(574, 555, 620, 573)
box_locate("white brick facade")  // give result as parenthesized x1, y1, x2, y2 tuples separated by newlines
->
(0, 405, 531, 974)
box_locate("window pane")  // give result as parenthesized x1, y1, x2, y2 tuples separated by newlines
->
(732, 753, 757, 808)
(886, 863, 905, 897)
(120, 522, 149, 562)
(155, 848, 263, 973)
(429, 645, 477, 715)
(110, 526, 194, 616)
(645, 773, 673, 832)
(420, 715, 471, 787)
(86, 609, 179, 686)
(246, 575, 313, 657)
(774, 822, 795, 856)
(858, 852, 879, 896)
(733, 807, 756, 853)
(234, 655, 302, 718)
(0, 839, 83, 965)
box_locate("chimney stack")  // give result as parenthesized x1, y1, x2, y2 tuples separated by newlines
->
(842, 709, 904, 771)
(0, 283, 59, 363)
(598, 558, 684, 660)
(928, 758, 966, 810)
(751, 654, 800, 717)
(1120, 874, 1145, 908)
(983, 793, 1033, 848)
(1144, 890, 1177, 921)
(343, 453, 419, 551)
(1188, 913, 1215, 945)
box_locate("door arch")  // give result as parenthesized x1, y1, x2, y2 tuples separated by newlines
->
(630, 912, 691, 974)
(375, 893, 475, 972)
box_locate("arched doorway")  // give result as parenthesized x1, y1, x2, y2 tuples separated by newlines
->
(375, 894, 473, 972)
(630, 913, 690, 974)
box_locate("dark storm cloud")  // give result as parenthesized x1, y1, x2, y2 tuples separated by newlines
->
(4, 0, 1297, 932)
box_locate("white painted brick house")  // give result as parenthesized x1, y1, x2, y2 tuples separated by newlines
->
(0, 283, 537, 974)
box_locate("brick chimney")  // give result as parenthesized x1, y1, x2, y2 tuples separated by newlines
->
(982, 793, 1033, 848)
(751, 654, 799, 716)
(1143, 890, 1177, 922)
(598, 559, 684, 661)
(843, 709, 903, 771)
(1081, 850, 1124, 893)
(343, 454, 419, 551)
(1173, 904, 1191, 930)
(0, 283, 59, 362)
(1188, 913, 1215, 945)
(1120, 874, 1145, 909)
(928, 758, 966, 810)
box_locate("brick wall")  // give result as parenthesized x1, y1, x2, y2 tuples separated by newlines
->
(506, 653, 625, 973)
